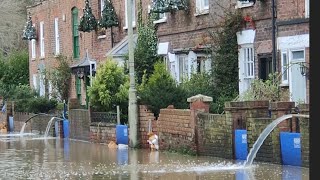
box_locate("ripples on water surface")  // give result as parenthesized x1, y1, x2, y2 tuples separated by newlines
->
(0, 136, 309, 180)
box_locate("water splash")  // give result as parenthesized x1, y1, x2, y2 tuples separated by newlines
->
(244, 114, 309, 166)
(20, 123, 27, 135)
(44, 117, 56, 137)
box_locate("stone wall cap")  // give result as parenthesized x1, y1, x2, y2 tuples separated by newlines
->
(187, 94, 213, 103)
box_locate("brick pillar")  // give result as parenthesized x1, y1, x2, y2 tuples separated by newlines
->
(187, 94, 213, 155)
(270, 102, 295, 132)
(224, 100, 269, 159)
(138, 105, 156, 149)
(299, 116, 309, 167)
(187, 94, 212, 113)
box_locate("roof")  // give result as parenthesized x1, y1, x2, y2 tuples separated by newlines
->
(105, 34, 138, 58)
(70, 50, 96, 69)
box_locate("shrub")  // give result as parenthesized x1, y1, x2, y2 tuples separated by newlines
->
(238, 73, 290, 102)
(15, 97, 58, 113)
(138, 62, 188, 117)
(87, 59, 129, 122)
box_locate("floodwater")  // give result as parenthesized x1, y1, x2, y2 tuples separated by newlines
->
(0, 134, 309, 180)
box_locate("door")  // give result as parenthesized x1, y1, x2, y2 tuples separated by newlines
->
(289, 50, 307, 103)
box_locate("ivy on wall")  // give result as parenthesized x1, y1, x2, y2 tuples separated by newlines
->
(208, 10, 244, 112)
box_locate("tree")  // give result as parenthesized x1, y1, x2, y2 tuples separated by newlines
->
(132, 0, 160, 84)
(1, 50, 29, 86)
(50, 55, 72, 102)
(138, 62, 188, 117)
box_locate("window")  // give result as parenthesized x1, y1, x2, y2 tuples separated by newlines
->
(162, 56, 170, 71)
(178, 54, 188, 82)
(76, 78, 81, 102)
(153, 12, 167, 24)
(243, 46, 254, 78)
(305, 0, 309, 18)
(195, 55, 211, 73)
(54, 18, 60, 55)
(258, 54, 272, 81)
(281, 52, 289, 85)
(72, 8, 80, 59)
(124, 0, 136, 29)
(31, 39, 36, 59)
(100, 0, 105, 16)
(235, 0, 254, 9)
(40, 21, 45, 58)
(195, 0, 209, 15)
(292, 50, 304, 60)
(32, 74, 38, 91)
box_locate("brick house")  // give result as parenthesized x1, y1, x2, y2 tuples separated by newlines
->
(27, 0, 134, 106)
(235, 0, 309, 103)
(26, 0, 309, 106)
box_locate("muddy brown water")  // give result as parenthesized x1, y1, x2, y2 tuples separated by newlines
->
(0, 135, 309, 180)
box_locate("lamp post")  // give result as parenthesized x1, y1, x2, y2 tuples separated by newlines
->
(127, 0, 138, 147)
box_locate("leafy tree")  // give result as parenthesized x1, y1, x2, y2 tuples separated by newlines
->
(87, 59, 129, 120)
(1, 50, 29, 86)
(50, 55, 72, 102)
(138, 62, 188, 117)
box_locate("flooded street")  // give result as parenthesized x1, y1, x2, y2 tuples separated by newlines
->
(0, 135, 309, 180)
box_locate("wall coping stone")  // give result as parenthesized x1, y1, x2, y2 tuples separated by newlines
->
(187, 94, 213, 103)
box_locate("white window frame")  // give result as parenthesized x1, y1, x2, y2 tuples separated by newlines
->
(242, 45, 254, 78)
(195, 0, 209, 16)
(31, 39, 36, 59)
(196, 54, 211, 73)
(178, 54, 188, 83)
(54, 18, 60, 56)
(153, 12, 167, 24)
(100, 0, 105, 16)
(40, 21, 45, 58)
(235, 0, 254, 9)
(305, 0, 309, 18)
(281, 51, 289, 85)
(124, 0, 136, 29)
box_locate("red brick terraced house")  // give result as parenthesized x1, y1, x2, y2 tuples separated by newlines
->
(235, 0, 309, 104)
(26, 0, 309, 107)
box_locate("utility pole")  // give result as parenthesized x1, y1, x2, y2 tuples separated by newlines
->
(127, 0, 138, 147)
(272, 0, 277, 73)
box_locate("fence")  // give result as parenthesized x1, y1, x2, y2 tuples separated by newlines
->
(91, 112, 117, 124)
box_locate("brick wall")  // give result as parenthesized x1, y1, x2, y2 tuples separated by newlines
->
(11, 112, 55, 135)
(224, 101, 270, 158)
(138, 105, 158, 149)
(69, 109, 90, 141)
(90, 123, 116, 144)
(196, 113, 232, 159)
(299, 116, 309, 167)
(247, 117, 281, 164)
(157, 108, 196, 153)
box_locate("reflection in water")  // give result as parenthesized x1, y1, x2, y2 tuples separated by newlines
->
(117, 148, 128, 165)
(64, 139, 70, 161)
(0, 138, 309, 180)
(282, 165, 302, 180)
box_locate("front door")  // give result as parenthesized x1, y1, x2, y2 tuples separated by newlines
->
(289, 50, 307, 104)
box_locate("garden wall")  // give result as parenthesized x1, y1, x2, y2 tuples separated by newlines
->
(90, 123, 116, 144)
(157, 108, 196, 152)
(196, 113, 232, 159)
(69, 109, 90, 141)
